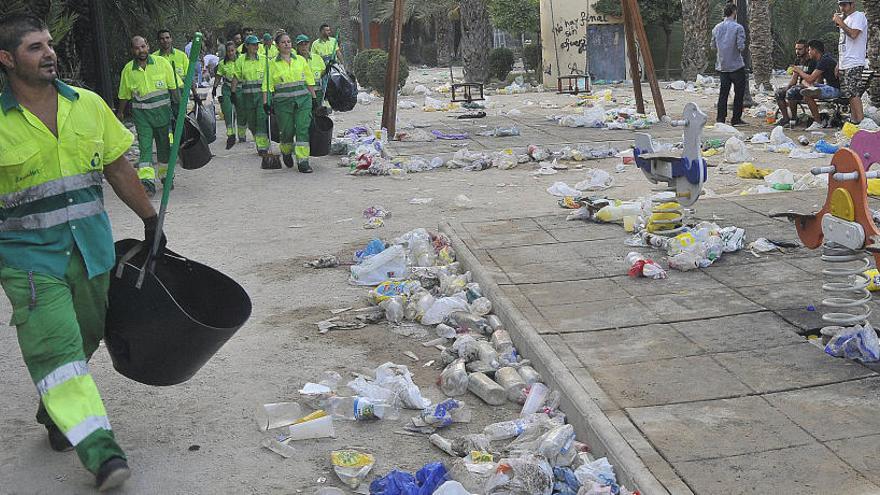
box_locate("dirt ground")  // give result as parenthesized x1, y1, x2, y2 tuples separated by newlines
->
(0, 68, 839, 494)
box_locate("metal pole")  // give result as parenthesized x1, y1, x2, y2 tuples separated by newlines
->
(91, 0, 114, 103)
(622, 0, 645, 114)
(380, 0, 404, 136)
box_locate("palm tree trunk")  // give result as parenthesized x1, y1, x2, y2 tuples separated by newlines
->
(435, 13, 453, 67)
(748, 0, 772, 91)
(865, 0, 880, 107)
(459, 0, 491, 82)
(338, 0, 355, 61)
(680, 0, 708, 81)
(663, 26, 671, 80)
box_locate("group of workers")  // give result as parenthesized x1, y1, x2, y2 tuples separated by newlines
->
(117, 24, 343, 192)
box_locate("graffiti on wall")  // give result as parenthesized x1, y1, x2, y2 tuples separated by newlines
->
(554, 11, 609, 54)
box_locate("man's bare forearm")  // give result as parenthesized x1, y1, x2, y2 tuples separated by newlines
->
(104, 155, 157, 220)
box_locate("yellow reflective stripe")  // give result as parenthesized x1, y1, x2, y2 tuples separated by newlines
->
(240, 87, 262, 94)
(0, 171, 103, 209)
(132, 99, 171, 110)
(0, 199, 104, 231)
(36, 361, 89, 396)
(133, 90, 169, 102)
(275, 81, 306, 89)
(42, 374, 110, 445)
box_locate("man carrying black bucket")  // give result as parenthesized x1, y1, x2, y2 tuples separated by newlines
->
(0, 14, 165, 491)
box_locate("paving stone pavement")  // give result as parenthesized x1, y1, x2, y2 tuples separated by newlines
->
(448, 191, 880, 494)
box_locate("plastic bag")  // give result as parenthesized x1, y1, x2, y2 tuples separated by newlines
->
(582, 105, 606, 128)
(723, 136, 752, 163)
(349, 362, 430, 409)
(350, 244, 407, 285)
(574, 457, 617, 488)
(355, 239, 386, 263)
(546, 182, 582, 197)
(434, 481, 471, 495)
(815, 139, 839, 154)
(750, 132, 770, 144)
(709, 122, 743, 139)
(575, 169, 614, 191)
(484, 453, 553, 495)
(331, 449, 375, 489)
(625, 252, 668, 279)
(826, 324, 880, 362)
(736, 163, 771, 179)
(763, 169, 795, 189)
(369, 463, 449, 495)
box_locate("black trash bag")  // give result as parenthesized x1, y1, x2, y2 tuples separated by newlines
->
(179, 114, 212, 170)
(188, 97, 217, 144)
(325, 62, 358, 112)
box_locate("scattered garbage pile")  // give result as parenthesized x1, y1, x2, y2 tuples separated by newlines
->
(550, 105, 659, 130)
(258, 227, 640, 494)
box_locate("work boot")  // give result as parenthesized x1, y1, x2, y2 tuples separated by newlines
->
(298, 160, 313, 173)
(226, 135, 236, 149)
(95, 457, 130, 492)
(282, 154, 294, 168)
(238, 136, 246, 143)
(46, 424, 73, 452)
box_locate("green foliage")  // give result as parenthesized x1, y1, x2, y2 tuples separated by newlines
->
(522, 42, 542, 72)
(354, 49, 409, 94)
(421, 42, 438, 67)
(593, 0, 680, 26)
(487, 0, 539, 35)
(4, 0, 79, 43)
(770, 0, 840, 67)
(488, 47, 515, 81)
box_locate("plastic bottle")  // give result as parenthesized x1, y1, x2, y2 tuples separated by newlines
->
(440, 360, 469, 396)
(327, 396, 400, 421)
(482, 414, 545, 441)
(595, 202, 643, 223)
(538, 424, 576, 465)
(468, 372, 507, 405)
(447, 311, 490, 334)
(521, 382, 550, 416)
(486, 315, 504, 332)
(469, 297, 492, 316)
(436, 323, 457, 338)
(797, 135, 809, 146)
(380, 297, 404, 325)
(476, 340, 499, 368)
(495, 367, 527, 401)
(518, 365, 542, 385)
(491, 329, 514, 354)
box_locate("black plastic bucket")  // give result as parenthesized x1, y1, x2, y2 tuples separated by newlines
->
(105, 239, 252, 386)
(179, 115, 212, 170)
(309, 115, 333, 157)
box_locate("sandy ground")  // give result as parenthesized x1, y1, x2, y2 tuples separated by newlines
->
(0, 68, 837, 494)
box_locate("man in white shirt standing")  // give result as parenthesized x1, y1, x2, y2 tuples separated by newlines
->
(835, 0, 868, 123)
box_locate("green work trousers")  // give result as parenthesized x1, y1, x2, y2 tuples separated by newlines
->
(133, 107, 171, 180)
(275, 94, 312, 163)
(220, 84, 238, 138)
(237, 93, 268, 153)
(1, 249, 125, 474)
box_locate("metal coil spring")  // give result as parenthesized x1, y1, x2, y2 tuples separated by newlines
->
(820, 243, 872, 330)
(648, 193, 686, 237)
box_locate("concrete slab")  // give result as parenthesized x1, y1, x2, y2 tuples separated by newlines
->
(670, 312, 803, 353)
(766, 377, 880, 442)
(639, 287, 764, 323)
(615, 270, 727, 297)
(501, 259, 607, 284)
(540, 297, 662, 333)
(487, 243, 587, 266)
(627, 396, 813, 462)
(703, 259, 815, 288)
(826, 434, 880, 486)
(589, 355, 752, 408)
(736, 282, 825, 311)
(713, 343, 875, 394)
(547, 223, 632, 242)
(561, 324, 703, 368)
(676, 444, 880, 494)
(773, 307, 825, 334)
(518, 278, 630, 307)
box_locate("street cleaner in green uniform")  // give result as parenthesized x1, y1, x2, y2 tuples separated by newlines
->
(117, 35, 179, 197)
(231, 35, 269, 158)
(311, 24, 343, 65)
(153, 28, 199, 114)
(264, 33, 316, 172)
(0, 14, 166, 491)
(296, 35, 326, 108)
(212, 41, 241, 149)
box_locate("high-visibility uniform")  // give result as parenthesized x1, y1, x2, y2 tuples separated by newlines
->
(234, 53, 269, 153)
(0, 80, 132, 474)
(263, 54, 315, 162)
(153, 48, 189, 82)
(259, 42, 279, 59)
(118, 55, 178, 181)
(305, 53, 327, 103)
(215, 58, 242, 138)
(311, 37, 338, 63)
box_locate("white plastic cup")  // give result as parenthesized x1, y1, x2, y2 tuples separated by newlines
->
(256, 402, 303, 431)
(520, 382, 549, 417)
(287, 414, 335, 440)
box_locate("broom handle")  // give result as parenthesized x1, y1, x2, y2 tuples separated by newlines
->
(138, 32, 203, 287)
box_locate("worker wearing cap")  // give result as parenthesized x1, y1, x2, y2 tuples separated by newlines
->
(296, 35, 326, 106)
(312, 24, 343, 64)
(0, 14, 165, 491)
(231, 35, 269, 156)
(260, 33, 279, 59)
(117, 35, 179, 196)
(212, 41, 241, 149)
(263, 33, 316, 172)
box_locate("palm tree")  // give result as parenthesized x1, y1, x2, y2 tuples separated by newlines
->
(459, 0, 490, 82)
(748, 0, 772, 91)
(338, 0, 355, 61)
(680, 0, 708, 81)
(864, 0, 880, 106)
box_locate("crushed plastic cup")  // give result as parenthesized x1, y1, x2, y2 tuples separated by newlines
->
(521, 382, 550, 416)
(260, 436, 296, 458)
(256, 402, 303, 431)
(287, 411, 335, 440)
(331, 449, 376, 488)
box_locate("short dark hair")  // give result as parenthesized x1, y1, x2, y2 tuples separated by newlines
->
(796, 38, 808, 46)
(807, 39, 825, 53)
(157, 29, 171, 38)
(242, 27, 253, 33)
(723, 4, 737, 17)
(0, 14, 48, 53)
(320, 24, 330, 30)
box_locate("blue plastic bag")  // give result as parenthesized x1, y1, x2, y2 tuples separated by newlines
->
(814, 139, 839, 154)
(355, 239, 386, 263)
(370, 463, 448, 495)
(553, 466, 581, 495)
(825, 324, 880, 362)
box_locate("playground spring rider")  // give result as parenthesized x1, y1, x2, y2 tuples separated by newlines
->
(633, 102, 708, 235)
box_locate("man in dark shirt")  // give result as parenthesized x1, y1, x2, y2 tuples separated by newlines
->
(795, 39, 841, 129)
(774, 39, 815, 126)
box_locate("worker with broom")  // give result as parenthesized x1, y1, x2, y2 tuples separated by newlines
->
(231, 35, 270, 159)
(0, 14, 166, 491)
(212, 40, 242, 149)
(264, 33, 317, 172)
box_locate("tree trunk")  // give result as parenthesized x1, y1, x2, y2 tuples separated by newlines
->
(459, 0, 491, 82)
(435, 12, 453, 67)
(748, 0, 771, 91)
(865, 0, 880, 107)
(663, 26, 671, 80)
(680, 0, 708, 81)
(337, 0, 355, 61)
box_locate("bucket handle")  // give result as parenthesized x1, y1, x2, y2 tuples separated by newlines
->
(115, 243, 147, 279)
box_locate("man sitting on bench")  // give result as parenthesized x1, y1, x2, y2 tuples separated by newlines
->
(795, 39, 840, 130)
(774, 39, 815, 126)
